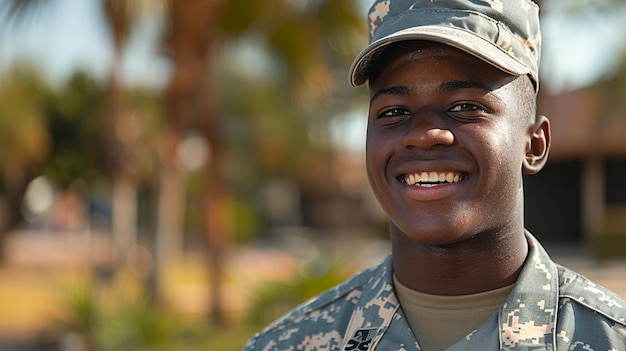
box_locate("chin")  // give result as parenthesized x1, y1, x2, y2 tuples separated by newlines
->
(391, 221, 473, 247)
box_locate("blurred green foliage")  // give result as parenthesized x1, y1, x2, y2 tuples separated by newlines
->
(0, 65, 50, 186)
(55, 259, 350, 351)
(42, 72, 107, 185)
(245, 259, 350, 327)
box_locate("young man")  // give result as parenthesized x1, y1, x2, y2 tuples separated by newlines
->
(243, 0, 626, 350)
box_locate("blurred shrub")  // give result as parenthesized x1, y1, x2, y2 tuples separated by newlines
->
(245, 258, 349, 327)
(58, 274, 256, 351)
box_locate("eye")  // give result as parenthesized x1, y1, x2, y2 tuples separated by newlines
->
(448, 103, 487, 113)
(377, 107, 411, 119)
(447, 102, 491, 121)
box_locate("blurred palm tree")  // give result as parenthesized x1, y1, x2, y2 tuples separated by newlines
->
(1, 0, 155, 268)
(3, 0, 361, 320)
(100, 0, 153, 268)
(158, 0, 364, 324)
(0, 0, 365, 324)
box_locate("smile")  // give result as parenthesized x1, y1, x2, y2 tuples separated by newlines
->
(400, 172, 467, 187)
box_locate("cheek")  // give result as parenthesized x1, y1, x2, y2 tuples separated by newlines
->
(466, 123, 523, 192)
(365, 129, 393, 199)
(482, 128, 527, 196)
(483, 121, 527, 164)
(365, 135, 383, 184)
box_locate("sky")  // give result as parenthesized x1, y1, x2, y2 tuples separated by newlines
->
(1, 0, 626, 93)
(0, 0, 168, 88)
(541, 1, 626, 93)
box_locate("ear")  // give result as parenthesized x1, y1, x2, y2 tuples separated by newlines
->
(523, 115, 551, 175)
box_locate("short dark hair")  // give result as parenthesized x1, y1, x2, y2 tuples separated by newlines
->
(517, 75, 538, 125)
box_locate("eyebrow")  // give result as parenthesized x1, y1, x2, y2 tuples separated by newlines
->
(370, 86, 411, 103)
(439, 80, 492, 93)
(370, 80, 493, 104)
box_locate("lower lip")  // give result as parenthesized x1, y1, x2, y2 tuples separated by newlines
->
(399, 180, 465, 202)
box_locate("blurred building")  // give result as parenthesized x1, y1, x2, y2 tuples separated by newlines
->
(526, 79, 626, 257)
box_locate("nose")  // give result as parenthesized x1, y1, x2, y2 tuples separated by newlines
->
(402, 111, 454, 150)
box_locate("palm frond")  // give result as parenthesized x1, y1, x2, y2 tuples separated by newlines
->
(0, 0, 53, 29)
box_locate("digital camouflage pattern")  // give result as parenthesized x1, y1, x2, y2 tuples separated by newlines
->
(243, 233, 626, 350)
(350, 0, 542, 88)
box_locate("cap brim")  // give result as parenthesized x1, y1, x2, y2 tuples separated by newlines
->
(349, 25, 531, 87)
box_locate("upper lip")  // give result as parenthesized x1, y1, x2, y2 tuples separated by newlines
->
(390, 159, 473, 183)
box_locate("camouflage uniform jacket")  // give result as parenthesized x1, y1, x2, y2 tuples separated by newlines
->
(243, 233, 626, 350)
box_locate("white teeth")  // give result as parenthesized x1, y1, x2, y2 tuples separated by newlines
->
(405, 174, 417, 184)
(403, 172, 464, 186)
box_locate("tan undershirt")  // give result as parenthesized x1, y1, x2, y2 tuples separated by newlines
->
(393, 275, 514, 351)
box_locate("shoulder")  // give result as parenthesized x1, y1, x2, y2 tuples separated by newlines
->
(243, 261, 386, 351)
(557, 264, 626, 323)
(556, 265, 626, 343)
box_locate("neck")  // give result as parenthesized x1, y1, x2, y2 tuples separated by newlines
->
(391, 226, 528, 296)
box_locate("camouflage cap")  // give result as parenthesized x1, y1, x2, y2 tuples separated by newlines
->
(349, 0, 541, 89)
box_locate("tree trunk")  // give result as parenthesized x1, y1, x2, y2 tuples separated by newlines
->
(111, 173, 137, 264)
(162, 0, 229, 325)
(153, 130, 185, 300)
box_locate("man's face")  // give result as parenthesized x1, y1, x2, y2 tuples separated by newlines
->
(366, 41, 534, 245)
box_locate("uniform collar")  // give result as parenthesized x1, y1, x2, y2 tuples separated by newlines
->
(341, 232, 559, 350)
(341, 254, 403, 350)
(498, 232, 558, 349)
